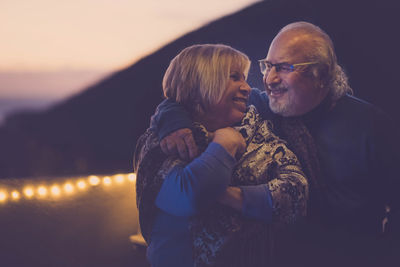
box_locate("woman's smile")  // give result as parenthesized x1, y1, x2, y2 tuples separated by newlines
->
(232, 96, 248, 112)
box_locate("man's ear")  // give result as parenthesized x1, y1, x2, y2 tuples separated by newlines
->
(313, 64, 330, 88)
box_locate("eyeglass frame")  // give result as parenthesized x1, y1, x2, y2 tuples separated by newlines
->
(258, 59, 318, 75)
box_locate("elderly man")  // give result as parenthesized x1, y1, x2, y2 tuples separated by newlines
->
(149, 22, 399, 265)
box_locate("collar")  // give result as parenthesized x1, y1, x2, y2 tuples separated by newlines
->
(297, 95, 335, 128)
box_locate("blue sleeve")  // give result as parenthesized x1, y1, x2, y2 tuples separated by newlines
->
(151, 89, 273, 141)
(248, 88, 274, 120)
(150, 98, 193, 140)
(155, 142, 236, 217)
(239, 184, 273, 223)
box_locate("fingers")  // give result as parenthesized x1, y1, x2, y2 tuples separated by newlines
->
(159, 128, 197, 161)
(160, 136, 177, 156)
(183, 133, 199, 160)
(207, 131, 215, 141)
(176, 137, 189, 161)
(235, 138, 246, 158)
(212, 127, 247, 159)
(160, 138, 168, 154)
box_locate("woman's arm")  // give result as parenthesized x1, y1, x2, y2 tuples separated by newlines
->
(151, 90, 273, 160)
(155, 142, 235, 217)
(156, 127, 246, 217)
(267, 163, 308, 224)
(151, 89, 272, 140)
(216, 114, 308, 224)
(218, 161, 307, 224)
(218, 185, 273, 223)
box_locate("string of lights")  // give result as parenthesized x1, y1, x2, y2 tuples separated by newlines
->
(0, 173, 136, 203)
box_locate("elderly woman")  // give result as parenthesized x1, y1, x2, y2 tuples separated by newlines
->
(134, 44, 308, 267)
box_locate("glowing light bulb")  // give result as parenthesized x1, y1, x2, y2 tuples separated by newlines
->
(89, 176, 100, 186)
(0, 191, 7, 202)
(51, 185, 61, 197)
(11, 191, 20, 200)
(103, 176, 112, 186)
(37, 186, 48, 197)
(64, 183, 74, 193)
(77, 180, 87, 190)
(127, 173, 136, 182)
(114, 175, 124, 184)
(24, 187, 34, 198)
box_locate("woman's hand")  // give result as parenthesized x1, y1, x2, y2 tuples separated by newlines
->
(212, 127, 246, 159)
(217, 186, 243, 211)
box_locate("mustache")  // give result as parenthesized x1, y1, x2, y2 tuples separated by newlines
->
(263, 79, 287, 91)
(266, 84, 287, 91)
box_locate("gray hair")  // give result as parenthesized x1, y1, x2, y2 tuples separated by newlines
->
(162, 44, 250, 115)
(279, 22, 353, 102)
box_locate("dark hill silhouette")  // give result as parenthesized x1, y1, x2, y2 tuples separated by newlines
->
(1, 0, 399, 178)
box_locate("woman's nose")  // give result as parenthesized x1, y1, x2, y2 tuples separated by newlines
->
(239, 81, 251, 95)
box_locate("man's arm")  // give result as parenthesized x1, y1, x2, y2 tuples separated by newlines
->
(150, 98, 192, 139)
(152, 89, 272, 138)
(248, 88, 274, 120)
(160, 128, 198, 161)
(150, 98, 197, 159)
(152, 90, 272, 160)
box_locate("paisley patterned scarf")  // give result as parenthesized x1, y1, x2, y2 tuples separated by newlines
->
(134, 106, 308, 266)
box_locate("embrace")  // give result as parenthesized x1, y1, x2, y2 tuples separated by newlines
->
(134, 22, 399, 267)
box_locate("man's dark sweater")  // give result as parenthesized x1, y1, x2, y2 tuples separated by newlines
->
(152, 88, 400, 266)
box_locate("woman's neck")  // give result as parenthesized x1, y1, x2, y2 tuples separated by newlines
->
(193, 114, 226, 132)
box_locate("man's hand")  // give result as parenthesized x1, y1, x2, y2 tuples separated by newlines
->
(160, 128, 199, 161)
(212, 127, 246, 159)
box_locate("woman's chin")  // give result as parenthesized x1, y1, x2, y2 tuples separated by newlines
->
(234, 101, 247, 113)
(229, 111, 246, 126)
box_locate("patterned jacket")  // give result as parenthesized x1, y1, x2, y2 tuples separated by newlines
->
(134, 106, 308, 266)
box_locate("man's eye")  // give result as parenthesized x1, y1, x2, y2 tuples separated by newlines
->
(280, 64, 293, 72)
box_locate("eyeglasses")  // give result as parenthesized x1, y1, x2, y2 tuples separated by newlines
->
(258, 60, 318, 75)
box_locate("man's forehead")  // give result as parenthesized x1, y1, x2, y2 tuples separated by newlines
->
(267, 31, 313, 61)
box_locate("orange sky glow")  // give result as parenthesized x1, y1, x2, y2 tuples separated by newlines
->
(0, 0, 260, 121)
(0, 0, 258, 72)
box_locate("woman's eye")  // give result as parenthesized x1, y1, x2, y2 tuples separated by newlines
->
(230, 74, 240, 81)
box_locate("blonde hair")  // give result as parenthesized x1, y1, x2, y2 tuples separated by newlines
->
(162, 44, 250, 115)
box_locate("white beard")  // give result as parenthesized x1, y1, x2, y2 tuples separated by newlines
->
(269, 97, 292, 116)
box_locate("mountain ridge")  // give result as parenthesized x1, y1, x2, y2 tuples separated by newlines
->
(1, 0, 398, 178)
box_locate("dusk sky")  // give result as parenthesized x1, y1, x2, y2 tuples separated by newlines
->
(0, 0, 260, 122)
